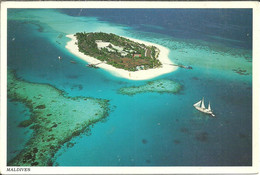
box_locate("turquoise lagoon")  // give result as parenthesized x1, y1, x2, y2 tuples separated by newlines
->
(7, 9, 252, 166)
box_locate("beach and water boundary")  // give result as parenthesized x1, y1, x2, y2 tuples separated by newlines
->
(65, 34, 178, 80)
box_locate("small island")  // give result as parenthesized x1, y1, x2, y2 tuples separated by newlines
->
(75, 32, 162, 71)
(118, 79, 182, 96)
(66, 32, 177, 80)
(7, 70, 110, 166)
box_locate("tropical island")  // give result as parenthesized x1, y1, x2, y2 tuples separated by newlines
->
(66, 32, 177, 80)
(75, 32, 161, 71)
(7, 70, 110, 166)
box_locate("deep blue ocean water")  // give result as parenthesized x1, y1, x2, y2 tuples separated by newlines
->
(61, 9, 252, 49)
(7, 9, 252, 166)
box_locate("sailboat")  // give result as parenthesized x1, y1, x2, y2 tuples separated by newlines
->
(193, 98, 215, 117)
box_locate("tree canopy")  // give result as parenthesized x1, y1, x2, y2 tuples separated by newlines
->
(75, 32, 162, 71)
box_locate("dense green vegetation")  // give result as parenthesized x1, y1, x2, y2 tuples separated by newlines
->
(75, 32, 162, 71)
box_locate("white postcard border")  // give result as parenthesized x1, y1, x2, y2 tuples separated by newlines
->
(0, 1, 259, 174)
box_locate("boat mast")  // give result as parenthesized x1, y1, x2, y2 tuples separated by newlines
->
(201, 97, 205, 109)
(208, 101, 211, 111)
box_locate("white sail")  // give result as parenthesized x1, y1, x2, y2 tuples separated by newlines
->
(193, 100, 201, 107)
(201, 98, 205, 109)
(208, 102, 211, 111)
(193, 98, 215, 117)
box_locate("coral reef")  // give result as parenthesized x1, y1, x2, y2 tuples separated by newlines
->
(7, 70, 110, 166)
(118, 79, 182, 96)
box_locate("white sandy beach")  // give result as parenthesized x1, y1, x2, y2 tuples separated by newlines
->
(65, 34, 178, 80)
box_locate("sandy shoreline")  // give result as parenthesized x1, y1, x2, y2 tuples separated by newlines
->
(65, 34, 177, 80)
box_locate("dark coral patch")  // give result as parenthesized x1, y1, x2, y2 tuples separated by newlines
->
(72, 130, 81, 137)
(24, 153, 32, 160)
(31, 162, 39, 166)
(180, 127, 189, 133)
(142, 139, 148, 144)
(18, 119, 33, 127)
(33, 148, 38, 153)
(35, 104, 46, 109)
(30, 124, 40, 130)
(195, 132, 208, 142)
(174, 139, 180, 144)
(232, 68, 250, 76)
(192, 77, 199, 80)
(51, 123, 58, 128)
(67, 142, 75, 148)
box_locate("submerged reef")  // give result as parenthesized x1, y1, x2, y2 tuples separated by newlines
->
(7, 70, 110, 166)
(195, 132, 209, 142)
(232, 68, 250, 76)
(118, 79, 182, 96)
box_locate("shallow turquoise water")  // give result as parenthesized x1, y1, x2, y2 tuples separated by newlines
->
(7, 9, 252, 166)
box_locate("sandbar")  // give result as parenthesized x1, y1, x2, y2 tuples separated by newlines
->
(65, 34, 178, 80)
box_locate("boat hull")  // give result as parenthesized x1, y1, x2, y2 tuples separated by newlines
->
(194, 106, 215, 117)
